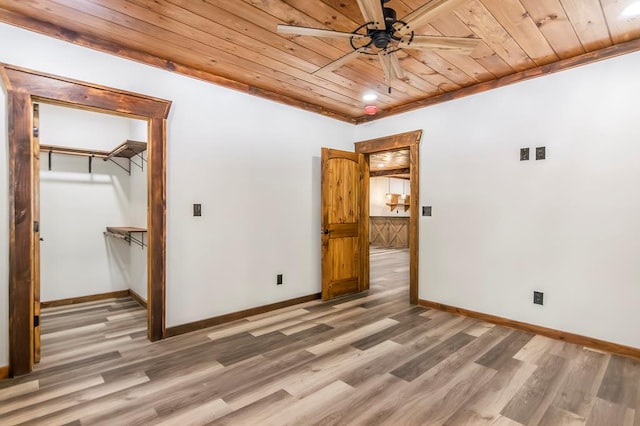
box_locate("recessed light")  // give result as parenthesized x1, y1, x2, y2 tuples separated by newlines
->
(621, 1, 640, 17)
(377, 163, 385, 168)
(362, 93, 378, 101)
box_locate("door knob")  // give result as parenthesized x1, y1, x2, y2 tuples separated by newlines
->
(40, 237, 44, 241)
(322, 229, 330, 235)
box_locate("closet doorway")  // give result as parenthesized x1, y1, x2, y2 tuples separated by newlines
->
(35, 102, 150, 364)
(2, 64, 171, 377)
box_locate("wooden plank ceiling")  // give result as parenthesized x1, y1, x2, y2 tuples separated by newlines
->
(1, 0, 639, 123)
(370, 149, 410, 179)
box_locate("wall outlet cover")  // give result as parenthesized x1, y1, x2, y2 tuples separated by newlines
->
(277, 274, 283, 285)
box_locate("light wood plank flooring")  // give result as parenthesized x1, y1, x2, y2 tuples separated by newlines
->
(1, 248, 639, 425)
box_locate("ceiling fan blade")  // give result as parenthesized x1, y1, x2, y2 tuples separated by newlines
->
(399, 35, 481, 54)
(277, 24, 365, 39)
(356, 0, 386, 30)
(377, 51, 404, 83)
(388, 52, 405, 80)
(396, 0, 468, 35)
(313, 49, 367, 76)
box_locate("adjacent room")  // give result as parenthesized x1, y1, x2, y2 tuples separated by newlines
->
(1, 0, 639, 424)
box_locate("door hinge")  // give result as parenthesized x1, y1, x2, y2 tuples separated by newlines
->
(33, 127, 39, 138)
(33, 221, 39, 233)
(34, 315, 40, 327)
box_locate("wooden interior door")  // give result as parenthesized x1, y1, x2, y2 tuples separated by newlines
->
(32, 103, 41, 363)
(321, 148, 369, 300)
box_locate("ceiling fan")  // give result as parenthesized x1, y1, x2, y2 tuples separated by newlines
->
(277, 0, 480, 88)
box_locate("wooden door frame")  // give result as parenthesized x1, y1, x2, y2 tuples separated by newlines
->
(355, 130, 422, 304)
(1, 63, 171, 377)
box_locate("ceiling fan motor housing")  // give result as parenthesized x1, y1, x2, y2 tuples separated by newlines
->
(367, 6, 398, 49)
(371, 31, 392, 48)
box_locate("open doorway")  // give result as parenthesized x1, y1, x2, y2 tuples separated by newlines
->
(35, 102, 149, 365)
(369, 160, 411, 300)
(355, 130, 421, 304)
(2, 64, 170, 377)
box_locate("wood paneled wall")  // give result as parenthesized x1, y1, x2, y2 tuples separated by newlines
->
(370, 216, 409, 248)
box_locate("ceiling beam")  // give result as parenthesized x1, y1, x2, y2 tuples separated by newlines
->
(370, 167, 411, 177)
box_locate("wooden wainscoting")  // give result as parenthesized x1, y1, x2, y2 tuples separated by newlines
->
(370, 216, 409, 248)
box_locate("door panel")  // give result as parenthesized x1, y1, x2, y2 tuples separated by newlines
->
(321, 148, 368, 300)
(32, 103, 41, 363)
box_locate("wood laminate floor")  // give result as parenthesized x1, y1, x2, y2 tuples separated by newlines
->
(1, 248, 639, 425)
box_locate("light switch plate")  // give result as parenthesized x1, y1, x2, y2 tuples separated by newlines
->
(193, 204, 202, 217)
(533, 291, 544, 305)
(520, 147, 529, 161)
(536, 147, 546, 160)
(422, 206, 432, 217)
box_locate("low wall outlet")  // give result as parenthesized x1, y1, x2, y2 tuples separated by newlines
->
(533, 291, 544, 305)
(277, 274, 283, 285)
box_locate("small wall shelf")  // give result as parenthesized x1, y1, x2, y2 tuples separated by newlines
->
(41, 140, 147, 174)
(104, 226, 147, 248)
(385, 193, 411, 212)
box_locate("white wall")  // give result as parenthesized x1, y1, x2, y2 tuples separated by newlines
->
(370, 177, 410, 217)
(356, 50, 640, 349)
(38, 104, 145, 301)
(0, 22, 354, 366)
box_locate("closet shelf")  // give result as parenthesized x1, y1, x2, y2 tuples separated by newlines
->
(41, 140, 147, 174)
(104, 226, 147, 248)
(106, 140, 147, 160)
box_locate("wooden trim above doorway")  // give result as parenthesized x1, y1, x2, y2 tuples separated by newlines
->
(355, 130, 422, 305)
(0, 63, 171, 377)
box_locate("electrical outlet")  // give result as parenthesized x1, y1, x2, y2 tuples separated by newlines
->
(520, 147, 529, 161)
(536, 147, 546, 160)
(277, 274, 283, 285)
(193, 204, 202, 217)
(533, 291, 544, 305)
